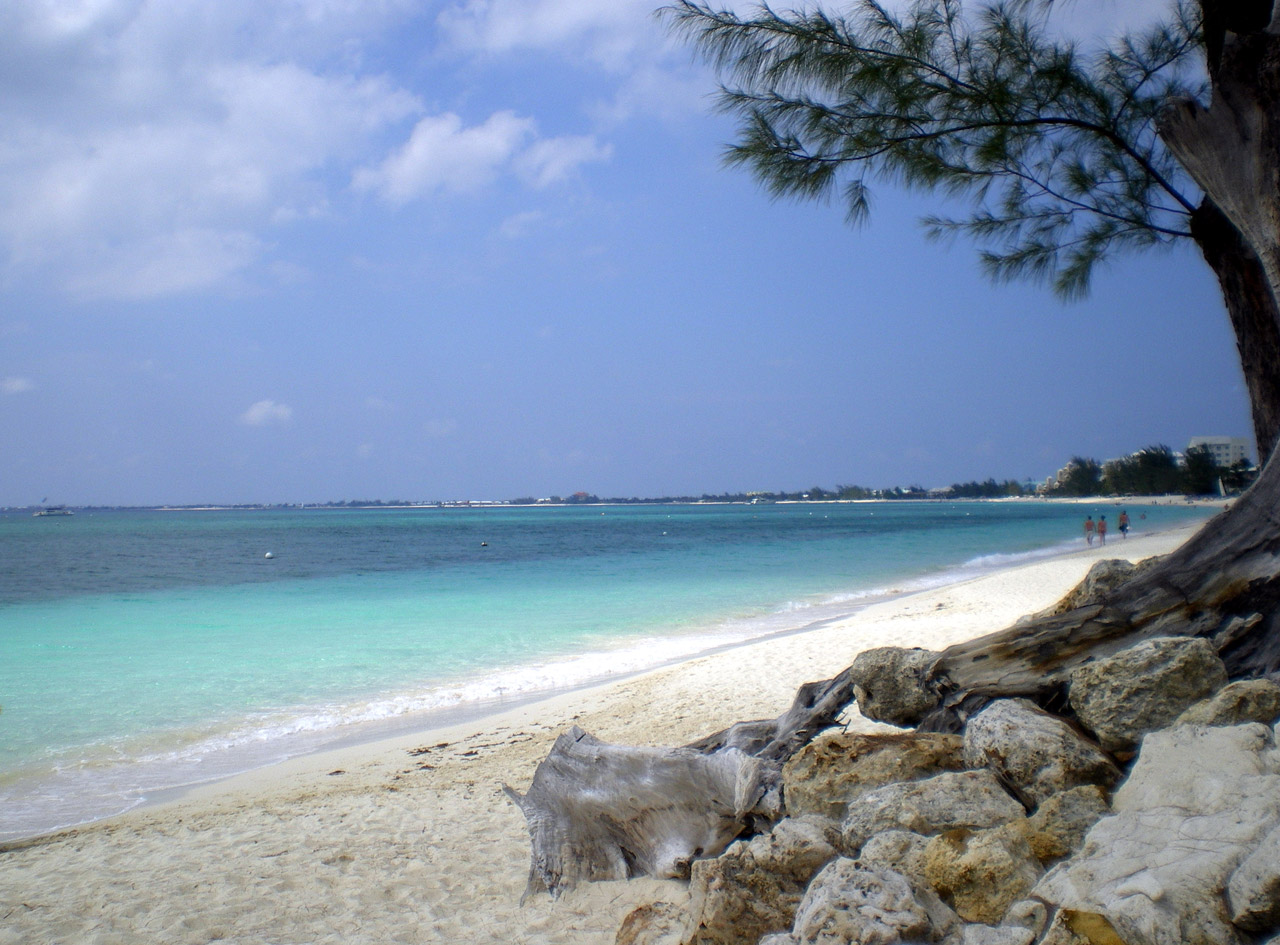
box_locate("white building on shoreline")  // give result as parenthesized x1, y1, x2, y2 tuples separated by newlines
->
(1188, 436, 1251, 467)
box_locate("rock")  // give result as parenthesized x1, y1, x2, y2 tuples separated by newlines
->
(783, 731, 964, 820)
(841, 769, 1025, 853)
(848, 646, 940, 726)
(1045, 910, 1128, 945)
(1176, 678, 1280, 728)
(923, 824, 1043, 924)
(1228, 820, 1280, 932)
(1035, 559, 1138, 618)
(616, 902, 687, 945)
(791, 858, 935, 944)
(1002, 899, 1048, 938)
(1067, 636, 1229, 753)
(685, 816, 839, 945)
(858, 830, 962, 939)
(954, 924, 1036, 945)
(856, 830, 931, 883)
(1022, 785, 1111, 865)
(758, 936, 798, 945)
(1033, 723, 1280, 945)
(963, 699, 1120, 807)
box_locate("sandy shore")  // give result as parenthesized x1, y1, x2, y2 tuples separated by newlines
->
(0, 522, 1207, 945)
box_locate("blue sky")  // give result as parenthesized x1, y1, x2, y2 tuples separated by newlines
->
(0, 0, 1250, 506)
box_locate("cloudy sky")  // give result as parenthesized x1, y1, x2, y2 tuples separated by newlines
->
(0, 0, 1249, 506)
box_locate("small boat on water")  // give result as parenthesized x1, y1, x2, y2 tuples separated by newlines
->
(33, 506, 74, 517)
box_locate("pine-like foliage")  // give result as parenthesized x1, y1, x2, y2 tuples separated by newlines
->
(663, 0, 1206, 297)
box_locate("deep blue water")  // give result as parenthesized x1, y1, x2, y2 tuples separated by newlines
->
(0, 500, 1211, 841)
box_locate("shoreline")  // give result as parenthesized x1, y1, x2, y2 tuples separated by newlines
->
(0, 507, 1208, 846)
(0, 520, 1207, 944)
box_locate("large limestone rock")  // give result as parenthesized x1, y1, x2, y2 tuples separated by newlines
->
(790, 859, 934, 944)
(1034, 723, 1280, 945)
(848, 646, 940, 726)
(1228, 820, 1280, 932)
(1176, 678, 1280, 728)
(923, 824, 1043, 924)
(685, 816, 839, 945)
(1067, 636, 1228, 753)
(857, 830, 963, 939)
(841, 769, 1025, 852)
(783, 731, 964, 820)
(963, 699, 1120, 807)
(1021, 785, 1110, 865)
(955, 925, 1036, 945)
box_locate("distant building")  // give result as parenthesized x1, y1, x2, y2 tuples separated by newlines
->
(1188, 436, 1251, 467)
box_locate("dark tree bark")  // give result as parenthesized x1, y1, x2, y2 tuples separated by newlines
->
(1191, 200, 1280, 465)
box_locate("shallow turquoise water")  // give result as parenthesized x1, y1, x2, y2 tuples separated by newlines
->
(0, 501, 1211, 840)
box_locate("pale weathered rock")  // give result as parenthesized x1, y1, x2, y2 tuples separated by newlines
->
(791, 858, 934, 944)
(1228, 820, 1280, 932)
(757, 936, 798, 945)
(783, 730, 964, 820)
(954, 924, 1036, 945)
(857, 830, 932, 884)
(1033, 559, 1138, 619)
(841, 769, 1025, 852)
(1176, 678, 1280, 728)
(963, 699, 1120, 807)
(615, 901, 687, 945)
(923, 824, 1043, 924)
(1022, 785, 1110, 864)
(685, 816, 839, 945)
(1034, 723, 1280, 945)
(1067, 636, 1228, 753)
(848, 646, 940, 726)
(858, 830, 963, 939)
(1001, 899, 1048, 938)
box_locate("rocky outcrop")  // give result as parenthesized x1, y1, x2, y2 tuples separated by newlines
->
(1227, 821, 1280, 932)
(782, 731, 964, 820)
(610, 636, 1280, 945)
(962, 699, 1120, 806)
(841, 769, 1025, 852)
(1067, 636, 1228, 753)
(1021, 785, 1110, 865)
(847, 646, 940, 726)
(1033, 722, 1280, 945)
(1175, 678, 1280, 728)
(790, 859, 936, 944)
(923, 824, 1043, 924)
(684, 816, 839, 945)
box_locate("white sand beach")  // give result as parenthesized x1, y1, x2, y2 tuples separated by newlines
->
(0, 522, 1206, 945)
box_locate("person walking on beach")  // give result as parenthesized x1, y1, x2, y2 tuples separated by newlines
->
(1119, 510, 1130, 539)
(1084, 515, 1095, 545)
(1098, 515, 1108, 546)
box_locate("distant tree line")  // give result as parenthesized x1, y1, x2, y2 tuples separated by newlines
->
(1053, 445, 1256, 498)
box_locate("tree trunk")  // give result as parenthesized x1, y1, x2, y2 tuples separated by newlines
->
(1191, 199, 1280, 465)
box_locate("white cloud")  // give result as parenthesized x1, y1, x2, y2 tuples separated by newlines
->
(2, 377, 34, 394)
(353, 110, 535, 203)
(515, 135, 612, 189)
(0, 2, 420, 300)
(437, 0, 645, 65)
(240, 399, 294, 426)
(356, 113, 610, 204)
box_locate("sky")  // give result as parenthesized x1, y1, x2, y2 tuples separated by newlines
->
(0, 0, 1252, 506)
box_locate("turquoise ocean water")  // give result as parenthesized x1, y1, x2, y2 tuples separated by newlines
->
(0, 501, 1211, 841)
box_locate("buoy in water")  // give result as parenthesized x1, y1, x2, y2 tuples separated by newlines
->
(264, 552, 275, 559)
